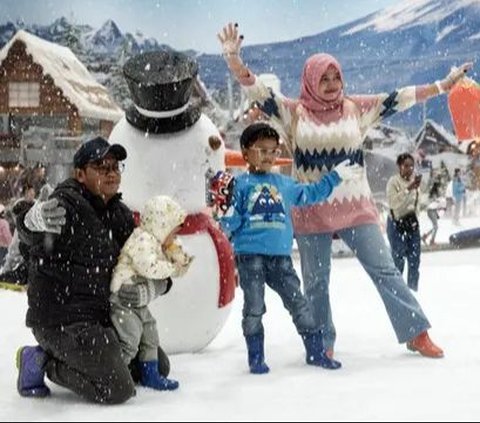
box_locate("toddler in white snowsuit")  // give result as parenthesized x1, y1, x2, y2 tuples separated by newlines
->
(110, 195, 193, 391)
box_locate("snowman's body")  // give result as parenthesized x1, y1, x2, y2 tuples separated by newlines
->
(110, 114, 234, 354)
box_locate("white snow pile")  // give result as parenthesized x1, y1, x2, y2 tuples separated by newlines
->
(1, 248, 480, 421)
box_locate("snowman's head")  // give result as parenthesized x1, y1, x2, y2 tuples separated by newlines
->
(141, 195, 187, 244)
(123, 51, 202, 134)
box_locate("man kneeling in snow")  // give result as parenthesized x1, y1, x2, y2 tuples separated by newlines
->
(14, 137, 172, 404)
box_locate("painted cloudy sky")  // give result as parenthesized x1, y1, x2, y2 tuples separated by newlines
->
(2, 0, 397, 52)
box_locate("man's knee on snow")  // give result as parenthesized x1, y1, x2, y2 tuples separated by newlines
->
(96, 376, 136, 405)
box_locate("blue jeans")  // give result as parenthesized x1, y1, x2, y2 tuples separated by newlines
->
(296, 224, 430, 350)
(386, 217, 421, 291)
(236, 255, 317, 337)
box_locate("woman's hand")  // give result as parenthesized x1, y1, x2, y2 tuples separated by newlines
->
(217, 22, 244, 59)
(217, 22, 252, 80)
(333, 160, 364, 183)
(439, 62, 474, 92)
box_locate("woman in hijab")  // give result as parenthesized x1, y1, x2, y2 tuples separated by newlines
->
(218, 22, 472, 360)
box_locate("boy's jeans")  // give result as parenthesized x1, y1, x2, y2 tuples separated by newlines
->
(236, 255, 317, 337)
(296, 224, 430, 350)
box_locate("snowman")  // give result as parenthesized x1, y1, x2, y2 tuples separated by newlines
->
(109, 51, 236, 354)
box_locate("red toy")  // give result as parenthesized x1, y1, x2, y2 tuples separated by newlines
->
(206, 170, 235, 214)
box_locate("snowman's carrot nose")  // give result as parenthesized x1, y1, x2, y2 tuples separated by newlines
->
(224, 149, 293, 167)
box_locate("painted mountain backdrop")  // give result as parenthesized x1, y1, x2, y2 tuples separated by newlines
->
(198, 0, 480, 133)
(1, 0, 480, 132)
(0, 17, 173, 109)
(0, 17, 171, 56)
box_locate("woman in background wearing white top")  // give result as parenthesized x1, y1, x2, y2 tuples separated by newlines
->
(423, 181, 445, 247)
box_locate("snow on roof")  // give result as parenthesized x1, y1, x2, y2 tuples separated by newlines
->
(414, 119, 461, 150)
(0, 30, 123, 122)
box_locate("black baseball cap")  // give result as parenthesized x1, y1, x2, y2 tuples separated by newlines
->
(74, 137, 127, 169)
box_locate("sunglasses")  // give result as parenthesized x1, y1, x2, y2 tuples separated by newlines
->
(87, 161, 125, 176)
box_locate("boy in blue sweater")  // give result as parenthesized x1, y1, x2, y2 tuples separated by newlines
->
(214, 122, 361, 374)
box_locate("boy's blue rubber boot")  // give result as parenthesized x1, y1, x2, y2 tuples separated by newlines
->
(139, 361, 179, 391)
(245, 334, 270, 374)
(16, 346, 51, 398)
(302, 333, 342, 370)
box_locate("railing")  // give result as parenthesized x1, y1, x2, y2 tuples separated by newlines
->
(0, 134, 21, 163)
(0, 133, 21, 149)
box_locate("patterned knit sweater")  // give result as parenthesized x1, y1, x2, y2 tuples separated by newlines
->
(239, 73, 432, 235)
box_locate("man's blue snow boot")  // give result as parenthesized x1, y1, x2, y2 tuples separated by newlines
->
(302, 333, 342, 370)
(245, 334, 270, 374)
(139, 361, 179, 391)
(16, 346, 51, 398)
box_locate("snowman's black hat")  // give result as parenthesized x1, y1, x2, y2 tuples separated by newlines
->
(124, 51, 201, 134)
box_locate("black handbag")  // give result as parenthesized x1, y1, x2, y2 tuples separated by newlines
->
(390, 187, 420, 234)
(391, 212, 419, 234)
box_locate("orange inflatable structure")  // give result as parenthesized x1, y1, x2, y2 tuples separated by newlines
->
(448, 78, 480, 143)
(224, 149, 293, 168)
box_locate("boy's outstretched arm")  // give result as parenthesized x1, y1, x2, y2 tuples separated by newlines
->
(292, 172, 341, 207)
(292, 162, 363, 206)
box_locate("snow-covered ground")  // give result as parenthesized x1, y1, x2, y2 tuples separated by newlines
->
(324, 216, 480, 257)
(1, 248, 479, 422)
(417, 215, 480, 245)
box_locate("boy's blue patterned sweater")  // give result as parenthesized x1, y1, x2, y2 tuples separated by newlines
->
(219, 171, 341, 256)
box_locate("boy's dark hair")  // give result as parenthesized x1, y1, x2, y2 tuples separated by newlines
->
(396, 153, 415, 166)
(240, 123, 280, 150)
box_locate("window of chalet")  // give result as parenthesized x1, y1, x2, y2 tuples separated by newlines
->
(8, 82, 40, 108)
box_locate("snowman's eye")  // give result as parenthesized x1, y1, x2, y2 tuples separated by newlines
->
(268, 199, 275, 206)
(259, 199, 266, 206)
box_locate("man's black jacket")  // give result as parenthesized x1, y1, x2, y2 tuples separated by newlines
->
(17, 179, 135, 329)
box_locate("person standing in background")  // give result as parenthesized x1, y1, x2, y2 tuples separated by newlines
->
(387, 154, 426, 292)
(452, 169, 466, 225)
(0, 204, 13, 266)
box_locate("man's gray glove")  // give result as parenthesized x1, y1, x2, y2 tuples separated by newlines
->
(24, 198, 67, 234)
(118, 276, 173, 308)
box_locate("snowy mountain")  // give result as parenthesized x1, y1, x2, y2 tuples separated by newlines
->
(0, 17, 173, 109)
(86, 19, 124, 54)
(0, 21, 21, 47)
(344, 0, 480, 35)
(198, 0, 480, 132)
(0, 17, 167, 58)
(1, 0, 479, 128)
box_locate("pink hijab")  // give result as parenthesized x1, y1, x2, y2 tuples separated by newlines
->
(294, 53, 346, 125)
